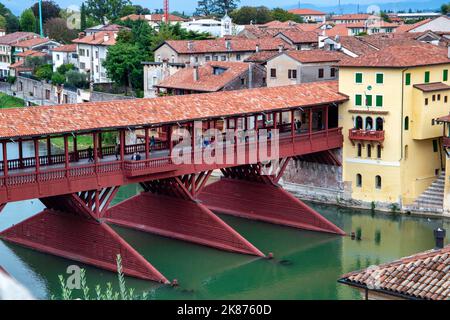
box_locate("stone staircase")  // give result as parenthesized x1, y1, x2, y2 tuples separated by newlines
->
(409, 172, 445, 212)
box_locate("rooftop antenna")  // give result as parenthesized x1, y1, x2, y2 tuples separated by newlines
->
(164, 0, 169, 23)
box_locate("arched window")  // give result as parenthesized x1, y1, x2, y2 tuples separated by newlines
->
(356, 174, 362, 187)
(375, 175, 382, 189)
(404, 116, 409, 130)
(355, 116, 363, 129)
(365, 117, 373, 130)
(367, 144, 372, 158)
(377, 145, 382, 158)
(376, 117, 383, 131)
(357, 143, 362, 157)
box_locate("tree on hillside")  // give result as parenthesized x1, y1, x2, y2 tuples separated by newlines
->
(85, 0, 131, 24)
(0, 15, 6, 30)
(31, 1, 61, 24)
(0, 4, 20, 32)
(441, 3, 450, 14)
(194, 0, 215, 17)
(212, 0, 240, 16)
(80, 3, 87, 31)
(20, 9, 37, 32)
(229, 6, 272, 25)
(270, 8, 303, 23)
(44, 18, 78, 43)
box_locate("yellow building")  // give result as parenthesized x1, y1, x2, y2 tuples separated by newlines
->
(338, 43, 450, 207)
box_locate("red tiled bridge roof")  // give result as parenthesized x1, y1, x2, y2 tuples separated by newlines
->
(0, 81, 348, 140)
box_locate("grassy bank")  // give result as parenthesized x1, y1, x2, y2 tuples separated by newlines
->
(0, 92, 25, 108)
(51, 132, 118, 150)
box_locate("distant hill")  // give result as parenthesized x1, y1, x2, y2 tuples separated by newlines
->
(285, 0, 444, 14)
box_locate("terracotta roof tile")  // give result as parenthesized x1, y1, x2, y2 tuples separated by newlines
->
(120, 14, 187, 22)
(244, 51, 279, 63)
(330, 14, 371, 21)
(296, 23, 323, 32)
(72, 31, 117, 46)
(164, 37, 288, 54)
(14, 37, 52, 48)
(288, 9, 326, 16)
(0, 81, 347, 139)
(335, 36, 378, 56)
(0, 32, 38, 45)
(155, 61, 251, 92)
(339, 245, 450, 300)
(338, 42, 450, 68)
(52, 44, 77, 52)
(277, 30, 319, 44)
(15, 50, 47, 58)
(414, 82, 450, 92)
(283, 49, 347, 63)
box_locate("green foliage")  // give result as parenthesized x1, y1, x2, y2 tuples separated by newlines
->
(0, 93, 25, 108)
(35, 64, 53, 81)
(44, 17, 78, 43)
(389, 203, 400, 213)
(230, 6, 303, 25)
(56, 63, 74, 75)
(55, 254, 149, 300)
(80, 3, 87, 30)
(31, 1, 61, 24)
(85, 0, 131, 24)
(6, 75, 16, 85)
(195, 0, 240, 17)
(65, 70, 88, 88)
(441, 3, 450, 14)
(370, 201, 376, 213)
(270, 8, 303, 23)
(51, 72, 65, 85)
(24, 56, 46, 71)
(20, 9, 36, 32)
(0, 15, 6, 30)
(0, 3, 20, 32)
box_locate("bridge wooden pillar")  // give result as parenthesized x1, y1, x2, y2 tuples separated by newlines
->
(144, 127, 150, 160)
(325, 105, 329, 135)
(291, 109, 295, 141)
(2, 141, 8, 177)
(98, 132, 103, 159)
(309, 108, 313, 136)
(64, 135, 69, 172)
(93, 132, 98, 164)
(73, 135, 78, 162)
(168, 125, 173, 156)
(33, 138, 40, 173)
(18, 139, 23, 169)
(46, 136, 52, 165)
(119, 130, 125, 161)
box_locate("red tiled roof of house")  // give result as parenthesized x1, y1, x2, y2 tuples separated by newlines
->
(339, 245, 450, 300)
(338, 42, 450, 68)
(335, 36, 378, 56)
(0, 32, 38, 45)
(288, 9, 326, 16)
(330, 14, 371, 21)
(296, 23, 323, 32)
(345, 21, 399, 28)
(395, 19, 432, 33)
(163, 37, 288, 54)
(9, 60, 32, 72)
(15, 50, 47, 58)
(239, 25, 289, 38)
(72, 31, 117, 46)
(52, 44, 77, 52)
(261, 20, 299, 28)
(14, 37, 52, 48)
(244, 51, 280, 63)
(156, 61, 252, 92)
(284, 49, 347, 63)
(0, 81, 348, 139)
(360, 33, 426, 49)
(325, 24, 350, 37)
(276, 30, 319, 44)
(414, 82, 450, 92)
(120, 13, 187, 22)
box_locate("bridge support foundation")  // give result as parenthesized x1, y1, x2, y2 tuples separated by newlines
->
(198, 161, 345, 235)
(105, 173, 265, 257)
(0, 189, 169, 283)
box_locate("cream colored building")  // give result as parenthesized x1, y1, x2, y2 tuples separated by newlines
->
(339, 43, 450, 207)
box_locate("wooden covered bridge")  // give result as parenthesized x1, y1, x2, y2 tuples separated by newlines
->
(0, 81, 347, 283)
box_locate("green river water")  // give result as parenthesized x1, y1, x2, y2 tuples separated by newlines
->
(0, 183, 449, 300)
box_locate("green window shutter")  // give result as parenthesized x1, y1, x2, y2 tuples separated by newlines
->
(433, 139, 438, 152)
(376, 95, 383, 107)
(376, 73, 384, 84)
(444, 69, 448, 82)
(366, 95, 372, 107)
(355, 94, 362, 106)
(405, 73, 411, 86)
(425, 71, 430, 83)
(355, 73, 363, 83)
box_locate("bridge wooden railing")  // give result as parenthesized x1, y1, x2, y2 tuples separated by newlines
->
(0, 128, 342, 189)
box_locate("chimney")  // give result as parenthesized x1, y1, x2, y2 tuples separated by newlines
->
(187, 41, 194, 51)
(434, 228, 446, 249)
(278, 44, 284, 53)
(255, 44, 260, 52)
(193, 64, 199, 81)
(248, 63, 254, 89)
(78, 32, 85, 39)
(103, 33, 110, 42)
(225, 39, 231, 51)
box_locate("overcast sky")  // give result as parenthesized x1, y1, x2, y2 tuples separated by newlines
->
(3, 0, 415, 15)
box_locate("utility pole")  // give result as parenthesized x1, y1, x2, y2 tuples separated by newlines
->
(38, 0, 44, 38)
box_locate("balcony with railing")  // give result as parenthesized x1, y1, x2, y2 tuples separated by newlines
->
(443, 136, 450, 148)
(348, 129, 385, 144)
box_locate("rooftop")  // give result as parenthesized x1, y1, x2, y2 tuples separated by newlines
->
(330, 14, 371, 21)
(331, 36, 378, 56)
(338, 42, 450, 68)
(339, 245, 450, 300)
(414, 82, 450, 92)
(120, 14, 187, 22)
(281, 49, 347, 63)
(288, 9, 326, 16)
(276, 30, 319, 44)
(0, 81, 347, 139)
(52, 44, 77, 52)
(155, 61, 251, 92)
(15, 50, 47, 58)
(0, 32, 38, 45)
(244, 50, 279, 63)
(72, 31, 117, 46)
(14, 37, 52, 48)
(161, 37, 288, 54)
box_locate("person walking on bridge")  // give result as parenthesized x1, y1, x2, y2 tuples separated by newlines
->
(87, 146, 94, 163)
(115, 143, 120, 160)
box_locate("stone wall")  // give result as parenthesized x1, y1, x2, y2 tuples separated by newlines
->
(89, 91, 134, 102)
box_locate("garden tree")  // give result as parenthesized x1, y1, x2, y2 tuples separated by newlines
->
(119, 4, 150, 17)
(20, 9, 37, 32)
(35, 64, 53, 81)
(56, 63, 74, 75)
(0, 15, 6, 30)
(31, 1, 61, 24)
(51, 72, 65, 85)
(24, 56, 46, 71)
(441, 3, 450, 14)
(380, 11, 391, 23)
(80, 3, 87, 30)
(270, 8, 303, 23)
(194, 0, 215, 17)
(0, 4, 20, 32)
(229, 6, 272, 25)
(66, 70, 88, 88)
(85, 0, 131, 24)
(44, 18, 78, 43)
(171, 11, 189, 19)
(212, 0, 240, 16)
